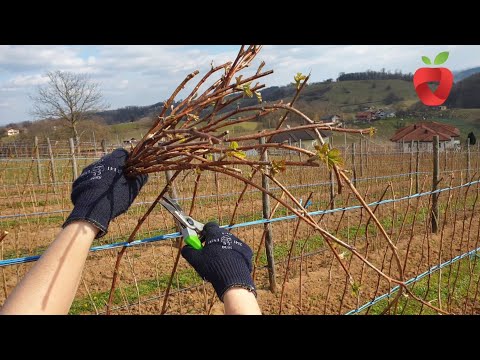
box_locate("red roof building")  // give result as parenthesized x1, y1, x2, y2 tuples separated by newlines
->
(356, 111, 375, 122)
(390, 122, 460, 152)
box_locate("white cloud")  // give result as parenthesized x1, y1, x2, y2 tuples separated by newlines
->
(118, 80, 129, 89)
(0, 45, 86, 72)
(8, 74, 48, 87)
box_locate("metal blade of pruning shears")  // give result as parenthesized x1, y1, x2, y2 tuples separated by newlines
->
(159, 195, 204, 250)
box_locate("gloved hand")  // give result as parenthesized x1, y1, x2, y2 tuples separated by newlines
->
(181, 222, 256, 301)
(63, 148, 148, 238)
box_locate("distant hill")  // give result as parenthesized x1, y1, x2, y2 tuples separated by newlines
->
(95, 79, 418, 125)
(94, 68, 480, 124)
(446, 73, 480, 108)
(454, 67, 480, 82)
(336, 70, 413, 82)
(97, 102, 165, 125)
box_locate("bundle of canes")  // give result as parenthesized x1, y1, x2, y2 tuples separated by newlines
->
(105, 45, 448, 315)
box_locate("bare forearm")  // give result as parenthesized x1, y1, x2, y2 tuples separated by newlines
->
(223, 288, 262, 315)
(0, 222, 98, 315)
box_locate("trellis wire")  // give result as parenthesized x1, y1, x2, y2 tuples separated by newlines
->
(346, 245, 480, 315)
(2, 178, 479, 268)
(2, 168, 477, 221)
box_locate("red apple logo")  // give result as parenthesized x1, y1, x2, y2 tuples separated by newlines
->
(413, 51, 454, 106)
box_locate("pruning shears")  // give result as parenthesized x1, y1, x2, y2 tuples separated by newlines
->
(159, 194, 204, 250)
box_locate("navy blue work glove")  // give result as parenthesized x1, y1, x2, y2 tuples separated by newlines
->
(181, 222, 256, 301)
(63, 148, 148, 238)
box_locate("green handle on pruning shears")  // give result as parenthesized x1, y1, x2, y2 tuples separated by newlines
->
(184, 234, 203, 250)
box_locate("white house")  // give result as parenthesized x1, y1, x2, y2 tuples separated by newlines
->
(271, 129, 331, 150)
(320, 114, 342, 123)
(6, 128, 19, 136)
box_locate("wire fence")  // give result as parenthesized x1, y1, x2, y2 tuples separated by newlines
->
(346, 244, 480, 315)
(1, 138, 480, 314)
(0, 170, 448, 220)
(2, 178, 479, 268)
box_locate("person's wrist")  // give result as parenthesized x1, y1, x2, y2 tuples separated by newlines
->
(223, 287, 256, 299)
(222, 284, 257, 300)
(223, 287, 261, 315)
(63, 220, 100, 238)
(63, 205, 109, 238)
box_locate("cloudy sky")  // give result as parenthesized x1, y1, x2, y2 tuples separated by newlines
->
(1, 45, 479, 126)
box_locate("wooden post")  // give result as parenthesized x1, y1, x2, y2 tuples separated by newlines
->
(432, 135, 440, 234)
(92, 131, 98, 157)
(260, 137, 276, 292)
(415, 141, 420, 194)
(101, 139, 107, 155)
(359, 139, 364, 177)
(329, 137, 335, 209)
(13, 141, 18, 158)
(467, 138, 471, 181)
(408, 140, 414, 189)
(352, 143, 357, 187)
(444, 145, 448, 171)
(76, 136, 81, 156)
(47, 138, 57, 193)
(409, 139, 414, 172)
(477, 142, 479, 172)
(34, 136, 42, 185)
(69, 138, 78, 181)
(365, 138, 369, 173)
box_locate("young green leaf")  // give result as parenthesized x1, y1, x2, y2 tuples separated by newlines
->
(315, 144, 343, 169)
(226, 149, 246, 159)
(327, 148, 344, 168)
(229, 141, 239, 150)
(255, 91, 262, 103)
(421, 56, 432, 65)
(232, 150, 246, 159)
(434, 51, 449, 65)
(314, 143, 329, 154)
(271, 159, 286, 176)
(243, 82, 253, 97)
(294, 72, 307, 90)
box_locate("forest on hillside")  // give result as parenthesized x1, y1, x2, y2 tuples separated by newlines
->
(337, 69, 413, 82)
(447, 73, 480, 108)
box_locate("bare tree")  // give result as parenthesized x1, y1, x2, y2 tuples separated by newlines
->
(30, 71, 109, 143)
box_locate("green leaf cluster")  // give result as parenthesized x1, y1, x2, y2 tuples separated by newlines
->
(271, 159, 286, 176)
(226, 141, 246, 159)
(294, 72, 307, 90)
(314, 144, 344, 169)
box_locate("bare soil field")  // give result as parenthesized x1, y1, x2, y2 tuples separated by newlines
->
(1, 143, 480, 315)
